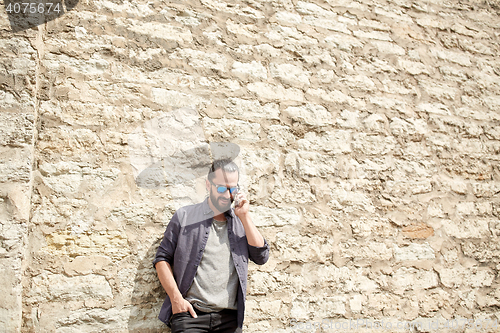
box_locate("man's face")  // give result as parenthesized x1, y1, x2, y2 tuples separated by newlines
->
(207, 168, 239, 213)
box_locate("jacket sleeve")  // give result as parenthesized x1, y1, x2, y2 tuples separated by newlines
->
(248, 238, 270, 265)
(153, 211, 181, 268)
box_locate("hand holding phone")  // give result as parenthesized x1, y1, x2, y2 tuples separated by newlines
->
(232, 192, 243, 209)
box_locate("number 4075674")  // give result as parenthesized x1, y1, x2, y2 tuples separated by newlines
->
(6, 2, 61, 14)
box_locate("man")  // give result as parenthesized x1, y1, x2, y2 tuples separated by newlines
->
(154, 159, 270, 333)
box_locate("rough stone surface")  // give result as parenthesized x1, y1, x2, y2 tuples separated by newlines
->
(0, 0, 499, 332)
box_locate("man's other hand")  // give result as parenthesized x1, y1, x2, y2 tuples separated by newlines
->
(171, 296, 198, 318)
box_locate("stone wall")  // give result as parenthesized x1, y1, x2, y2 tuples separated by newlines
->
(0, 0, 499, 332)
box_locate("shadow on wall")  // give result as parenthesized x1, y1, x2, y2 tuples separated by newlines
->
(125, 108, 244, 331)
(4, 0, 79, 32)
(127, 236, 169, 333)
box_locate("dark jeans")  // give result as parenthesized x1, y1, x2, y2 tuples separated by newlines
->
(170, 308, 240, 333)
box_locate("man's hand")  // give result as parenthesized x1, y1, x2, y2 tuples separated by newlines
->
(234, 192, 249, 218)
(171, 295, 197, 318)
(233, 192, 265, 247)
(155, 261, 197, 318)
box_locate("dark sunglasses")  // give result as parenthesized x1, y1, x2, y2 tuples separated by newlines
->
(210, 180, 239, 195)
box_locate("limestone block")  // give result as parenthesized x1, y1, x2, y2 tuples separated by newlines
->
(224, 98, 279, 121)
(0, 90, 34, 113)
(370, 40, 406, 55)
(247, 82, 304, 102)
(374, 7, 413, 23)
(340, 240, 393, 260)
(315, 296, 346, 317)
(442, 218, 491, 239)
(359, 19, 391, 31)
(476, 202, 493, 216)
(270, 63, 310, 88)
(225, 19, 258, 40)
(421, 81, 459, 101)
(44, 230, 130, 260)
(231, 61, 268, 81)
(264, 25, 318, 47)
(0, 113, 34, 146)
(295, 1, 332, 16)
(345, 272, 379, 293)
(271, 179, 316, 204)
(284, 151, 337, 178)
(370, 96, 401, 110)
(297, 130, 352, 154)
(417, 103, 451, 115)
(40, 163, 119, 198)
(381, 79, 417, 95)
(260, 300, 282, 318)
(283, 104, 333, 126)
(201, 0, 264, 19)
(0, 147, 32, 183)
(349, 294, 365, 313)
(250, 206, 300, 227)
(349, 216, 397, 238)
(127, 21, 193, 43)
(240, 149, 280, 180)
(64, 255, 113, 276)
(459, 39, 495, 55)
(353, 30, 393, 41)
(340, 75, 376, 92)
(461, 240, 500, 263)
(254, 44, 281, 58)
(416, 16, 449, 30)
(456, 202, 477, 217)
(394, 243, 435, 261)
(151, 88, 207, 108)
(324, 34, 364, 52)
(391, 267, 439, 293)
(363, 114, 386, 134)
(329, 188, 375, 213)
(430, 48, 472, 66)
(316, 69, 337, 83)
(471, 182, 500, 198)
(438, 265, 495, 288)
(203, 118, 261, 143)
(390, 117, 429, 138)
(483, 95, 500, 111)
(352, 133, 396, 156)
(301, 48, 336, 67)
(30, 273, 113, 302)
(52, 307, 132, 332)
(290, 300, 310, 320)
(306, 88, 353, 105)
(274, 11, 302, 25)
(399, 59, 429, 75)
(266, 125, 295, 147)
(440, 66, 468, 81)
(303, 17, 350, 34)
(171, 49, 227, 72)
(248, 271, 279, 295)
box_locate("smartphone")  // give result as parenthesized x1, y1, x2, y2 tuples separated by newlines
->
(231, 193, 241, 208)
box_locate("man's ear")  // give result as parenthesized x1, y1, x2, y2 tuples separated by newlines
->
(206, 179, 210, 192)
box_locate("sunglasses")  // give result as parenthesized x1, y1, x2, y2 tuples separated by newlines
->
(209, 180, 239, 195)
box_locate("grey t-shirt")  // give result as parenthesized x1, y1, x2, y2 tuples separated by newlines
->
(185, 218, 239, 312)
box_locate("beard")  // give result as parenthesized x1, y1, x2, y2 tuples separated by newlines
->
(209, 189, 231, 213)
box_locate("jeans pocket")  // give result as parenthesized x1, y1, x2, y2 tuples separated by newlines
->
(171, 311, 190, 319)
(170, 312, 192, 333)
